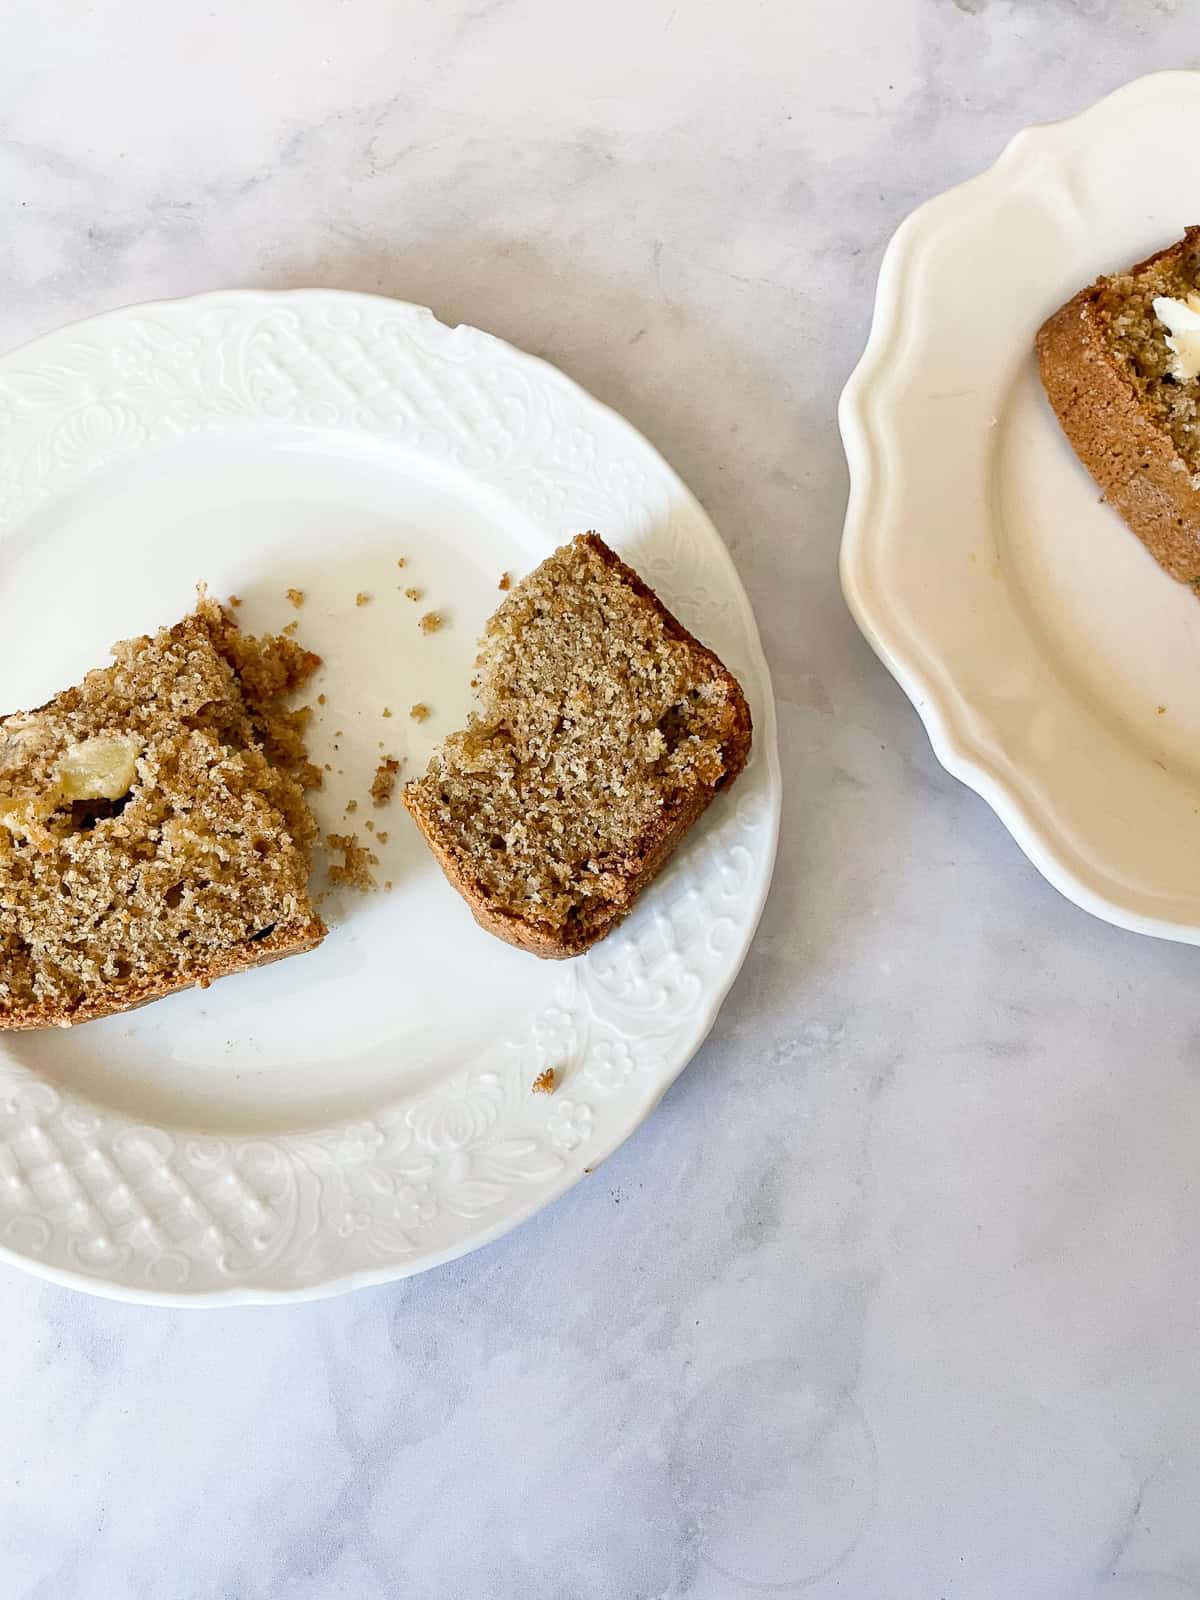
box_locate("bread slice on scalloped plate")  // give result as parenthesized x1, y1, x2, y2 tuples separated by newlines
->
(1038, 226, 1200, 586)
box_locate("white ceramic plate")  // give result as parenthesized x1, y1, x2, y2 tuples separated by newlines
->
(0, 291, 779, 1303)
(840, 71, 1200, 943)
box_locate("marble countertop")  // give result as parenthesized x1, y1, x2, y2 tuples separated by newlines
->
(6, 3, 1200, 1596)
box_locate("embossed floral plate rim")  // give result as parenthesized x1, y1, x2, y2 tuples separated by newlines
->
(0, 288, 780, 1304)
(840, 71, 1200, 945)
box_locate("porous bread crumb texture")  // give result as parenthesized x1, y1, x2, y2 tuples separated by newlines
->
(405, 534, 751, 953)
(286, 588, 304, 609)
(0, 596, 325, 1027)
(326, 831, 378, 892)
(410, 703, 430, 723)
(371, 758, 400, 807)
(419, 612, 443, 634)
(404, 587, 422, 602)
(531, 1066, 557, 1094)
(1095, 234, 1200, 473)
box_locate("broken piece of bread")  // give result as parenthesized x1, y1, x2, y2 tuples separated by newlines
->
(0, 596, 326, 1029)
(404, 533, 751, 958)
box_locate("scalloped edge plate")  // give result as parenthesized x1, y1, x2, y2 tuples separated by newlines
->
(840, 71, 1200, 945)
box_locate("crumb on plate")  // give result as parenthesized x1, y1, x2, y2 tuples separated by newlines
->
(326, 831, 378, 892)
(286, 588, 304, 609)
(498, 572, 512, 591)
(355, 592, 371, 607)
(532, 1067, 557, 1095)
(404, 586, 422, 602)
(419, 611, 442, 634)
(410, 702, 430, 722)
(371, 757, 401, 806)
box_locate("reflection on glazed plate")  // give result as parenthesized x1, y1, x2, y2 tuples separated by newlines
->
(840, 71, 1200, 944)
(0, 289, 780, 1303)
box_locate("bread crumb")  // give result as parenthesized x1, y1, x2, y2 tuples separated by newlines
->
(419, 611, 443, 634)
(326, 831, 378, 892)
(317, 693, 326, 706)
(371, 757, 400, 806)
(323, 762, 332, 772)
(410, 703, 430, 722)
(355, 592, 371, 607)
(345, 799, 358, 814)
(498, 572, 512, 591)
(286, 588, 304, 609)
(1158, 704, 1167, 714)
(376, 830, 389, 845)
(283, 621, 299, 636)
(228, 594, 242, 608)
(384, 880, 393, 891)
(364, 819, 374, 832)
(405, 586, 422, 602)
(396, 557, 407, 568)
(382, 707, 392, 718)
(532, 1067, 557, 1095)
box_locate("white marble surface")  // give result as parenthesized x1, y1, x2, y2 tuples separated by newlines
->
(5, 2, 1200, 1595)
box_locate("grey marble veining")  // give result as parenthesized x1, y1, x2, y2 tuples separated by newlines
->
(5, 2, 1200, 1596)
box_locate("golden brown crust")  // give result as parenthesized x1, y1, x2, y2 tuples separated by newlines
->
(404, 534, 752, 959)
(0, 919, 326, 1030)
(1036, 229, 1200, 584)
(0, 597, 326, 1029)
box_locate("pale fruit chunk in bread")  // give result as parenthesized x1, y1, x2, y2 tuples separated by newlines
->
(1037, 227, 1200, 586)
(404, 533, 752, 958)
(0, 597, 326, 1029)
